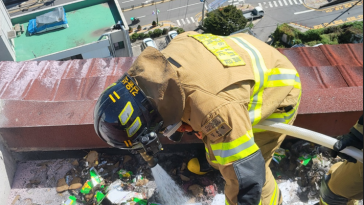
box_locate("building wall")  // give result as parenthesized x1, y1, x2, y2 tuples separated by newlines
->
(0, 132, 17, 204)
(82, 47, 111, 59)
(0, 0, 15, 61)
(34, 39, 111, 61)
(110, 29, 133, 57)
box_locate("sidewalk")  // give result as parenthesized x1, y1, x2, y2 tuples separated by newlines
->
(128, 21, 178, 36)
(304, 0, 349, 9)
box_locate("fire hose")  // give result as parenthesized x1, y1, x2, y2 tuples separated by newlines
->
(254, 121, 363, 163)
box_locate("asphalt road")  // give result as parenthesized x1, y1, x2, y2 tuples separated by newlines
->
(251, 0, 363, 41)
(6, 0, 363, 42)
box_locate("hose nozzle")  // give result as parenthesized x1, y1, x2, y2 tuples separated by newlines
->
(139, 150, 158, 168)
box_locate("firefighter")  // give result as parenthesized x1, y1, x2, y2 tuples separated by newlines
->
(318, 115, 363, 205)
(93, 31, 301, 205)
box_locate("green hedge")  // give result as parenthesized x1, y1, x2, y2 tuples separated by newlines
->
(273, 22, 363, 48)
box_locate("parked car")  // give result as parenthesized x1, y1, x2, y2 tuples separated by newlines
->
(243, 6, 264, 20)
(142, 38, 158, 50)
(168, 31, 178, 41)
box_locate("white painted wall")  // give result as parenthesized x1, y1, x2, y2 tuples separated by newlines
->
(82, 47, 111, 59)
(0, 0, 15, 61)
(110, 29, 133, 57)
(34, 39, 111, 61)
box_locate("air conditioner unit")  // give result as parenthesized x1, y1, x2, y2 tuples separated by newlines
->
(7, 30, 16, 39)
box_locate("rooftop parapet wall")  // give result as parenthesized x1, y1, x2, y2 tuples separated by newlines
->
(0, 44, 362, 151)
(11, 0, 111, 24)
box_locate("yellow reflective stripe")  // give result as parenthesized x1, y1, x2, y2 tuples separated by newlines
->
(210, 130, 253, 151)
(189, 34, 245, 67)
(258, 200, 262, 205)
(270, 180, 279, 205)
(225, 199, 230, 205)
(210, 130, 259, 165)
(205, 148, 219, 164)
(267, 68, 301, 89)
(266, 91, 302, 124)
(113, 91, 120, 99)
(266, 78, 301, 89)
(214, 143, 259, 165)
(109, 94, 116, 103)
(229, 36, 268, 126)
(320, 198, 329, 205)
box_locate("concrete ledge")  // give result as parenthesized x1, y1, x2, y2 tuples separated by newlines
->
(0, 133, 16, 203)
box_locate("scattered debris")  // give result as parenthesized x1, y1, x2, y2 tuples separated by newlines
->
(179, 174, 191, 181)
(84, 151, 99, 168)
(56, 178, 69, 193)
(9, 140, 360, 205)
(188, 185, 204, 198)
(68, 177, 82, 190)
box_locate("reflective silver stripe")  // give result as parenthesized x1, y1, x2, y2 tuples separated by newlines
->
(212, 137, 255, 158)
(231, 37, 265, 124)
(266, 118, 285, 123)
(268, 74, 301, 83)
(295, 75, 301, 83)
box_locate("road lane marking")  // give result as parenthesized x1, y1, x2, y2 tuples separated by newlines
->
(259, 3, 263, 7)
(177, 20, 181, 26)
(137, 15, 146, 18)
(283, 0, 288, 5)
(269, 2, 273, 7)
(273, 1, 278, 6)
(288, 0, 293, 5)
(122, 0, 134, 3)
(205, 4, 208, 10)
(299, 0, 303, 3)
(293, 0, 298, 4)
(167, 2, 202, 11)
(186, 18, 191, 24)
(191, 17, 195, 22)
(181, 19, 186, 24)
(233, 2, 239, 5)
(294, 9, 315, 14)
(278, 0, 283, 6)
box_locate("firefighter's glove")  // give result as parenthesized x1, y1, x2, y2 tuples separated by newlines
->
(331, 132, 363, 163)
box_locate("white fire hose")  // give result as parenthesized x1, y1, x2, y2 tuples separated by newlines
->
(254, 121, 363, 163)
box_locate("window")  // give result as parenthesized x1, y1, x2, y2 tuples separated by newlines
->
(114, 41, 125, 50)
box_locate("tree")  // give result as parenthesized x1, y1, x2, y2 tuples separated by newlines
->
(203, 5, 247, 36)
(152, 21, 157, 27)
(129, 27, 133, 33)
(162, 28, 169, 35)
(137, 25, 142, 31)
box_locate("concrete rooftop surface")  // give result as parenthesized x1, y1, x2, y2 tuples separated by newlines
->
(13, 1, 120, 61)
(0, 43, 362, 152)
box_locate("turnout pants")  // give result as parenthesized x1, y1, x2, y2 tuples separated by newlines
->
(207, 130, 286, 205)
